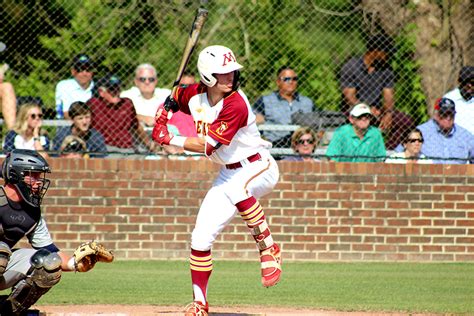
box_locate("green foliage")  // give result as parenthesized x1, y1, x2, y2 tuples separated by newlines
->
(6, 1, 425, 119)
(391, 23, 428, 124)
(26, 260, 474, 313)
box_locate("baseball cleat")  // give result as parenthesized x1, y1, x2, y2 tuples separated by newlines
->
(260, 243, 282, 287)
(184, 301, 209, 316)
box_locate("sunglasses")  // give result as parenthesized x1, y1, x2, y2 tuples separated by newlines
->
(30, 113, 43, 119)
(74, 66, 93, 73)
(297, 138, 315, 145)
(138, 77, 156, 83)
(279, 76, 298, 83)
(407, 138, 423, 143)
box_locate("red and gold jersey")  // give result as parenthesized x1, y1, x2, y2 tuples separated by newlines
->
(174, 84, 271, 165)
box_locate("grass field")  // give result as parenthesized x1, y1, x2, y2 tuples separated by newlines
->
(33, 260, 473, 314)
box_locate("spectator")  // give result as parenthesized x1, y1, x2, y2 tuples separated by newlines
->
(165, 74, 198, 139)
(253, 66, 314, 147)
(443, 66, 473, 134)
(370, 104, 415, 150)
(179, 70, 197, 87)
(340, 34, 395, 131)
(59, 135, 89, 158)
(385, 128, 432, 164)
(0, 63, 16, 130)
(283, 126, 320, 161)
(396, 98, 474, 164)
(3, 103, 50, 159)
(53, 101, 107, 157)
(326, 103, 386, 162)
(120, 63, 170, 127)
(88, 74, 157, 157)
(55, 54, 95, 120)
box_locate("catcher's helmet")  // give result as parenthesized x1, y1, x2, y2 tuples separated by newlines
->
(197, 45, 243, 88)
(2, 149, 51, 207)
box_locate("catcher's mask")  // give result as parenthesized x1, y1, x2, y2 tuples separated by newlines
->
(2, 149, 51, 207)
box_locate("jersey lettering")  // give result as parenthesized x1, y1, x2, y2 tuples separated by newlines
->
(196, 120, 210, 136)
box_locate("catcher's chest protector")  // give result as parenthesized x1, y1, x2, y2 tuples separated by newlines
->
(0, 186, 40, 248)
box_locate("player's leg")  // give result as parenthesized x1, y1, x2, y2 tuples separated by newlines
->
(0, 248, 62, 314)
(0, 82, 17, 130)
(227, 153, 282, 287)
(186, 183, 237, 315)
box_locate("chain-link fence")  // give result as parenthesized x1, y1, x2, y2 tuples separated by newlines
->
(0, 0, 472, 162)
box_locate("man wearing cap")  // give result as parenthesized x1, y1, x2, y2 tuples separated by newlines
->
(402, 98, 474, 164)
(55, 54, 95, 120)
(326, 103, 386, 162)
(340, 34, 395, 131)
(52, 101, 107, 158)
(443, 66, 473, 134)
(87, 75, 157, 157)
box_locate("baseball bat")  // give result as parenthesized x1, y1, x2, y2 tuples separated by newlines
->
(165, 7, 208, 111)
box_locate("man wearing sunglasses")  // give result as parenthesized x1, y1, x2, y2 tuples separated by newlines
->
(396, 97, 474, 164)
(55, 54, 95, 120)
(253, 66, 314, 148)
(121, 63, 171, 128)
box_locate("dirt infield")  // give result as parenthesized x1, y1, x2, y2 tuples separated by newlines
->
(34, 305, 439, 316)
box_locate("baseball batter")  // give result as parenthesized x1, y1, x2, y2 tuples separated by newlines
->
(152, 45, 281, 316)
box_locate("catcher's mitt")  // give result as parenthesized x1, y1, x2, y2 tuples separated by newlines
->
(73, 241, 114, 272)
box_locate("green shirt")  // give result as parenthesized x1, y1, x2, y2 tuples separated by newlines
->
(326, 124, 386, 162)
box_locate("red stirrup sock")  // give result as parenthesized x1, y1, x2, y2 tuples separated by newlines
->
(189, 249, 212, 305)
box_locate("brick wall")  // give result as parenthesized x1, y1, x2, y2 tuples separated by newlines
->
(25, 158, 474, 262)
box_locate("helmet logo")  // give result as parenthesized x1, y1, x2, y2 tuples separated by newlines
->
(222, 52, 236, 66)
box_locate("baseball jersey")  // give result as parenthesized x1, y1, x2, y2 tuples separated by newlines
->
(174, 84, 272, 165)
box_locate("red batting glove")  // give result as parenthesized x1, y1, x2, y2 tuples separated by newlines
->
(152, 123, 173, 145)
(155, 104, 169, 126)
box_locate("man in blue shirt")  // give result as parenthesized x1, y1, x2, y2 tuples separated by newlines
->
(253, 66, 314, 148)
(397, 98, 474, 164)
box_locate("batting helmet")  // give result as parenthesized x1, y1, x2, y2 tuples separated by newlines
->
(2, 149, 51, 207)
(197, 45, 243, 88)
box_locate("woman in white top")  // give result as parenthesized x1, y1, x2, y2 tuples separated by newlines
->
(385, 128, 432, 164)
(3, 103, 50, 159)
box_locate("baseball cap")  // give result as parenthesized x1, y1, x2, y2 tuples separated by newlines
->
(350, 103, 372, 117)
(434, 97, 456, 114)
(459, 66, 473, 85)
(96, 74, 121, 93)
(72, 54, 94, 71)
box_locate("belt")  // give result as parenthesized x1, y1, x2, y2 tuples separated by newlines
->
(225, 153, 262, 170)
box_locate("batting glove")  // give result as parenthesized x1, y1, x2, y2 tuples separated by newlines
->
(152, 123, 173, 145)
(155, 104, 170, 126)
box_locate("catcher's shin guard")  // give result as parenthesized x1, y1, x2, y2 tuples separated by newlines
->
(7, 249, 62, 313)
(184, 301, 209, 316)
(0, 241, 12, 276)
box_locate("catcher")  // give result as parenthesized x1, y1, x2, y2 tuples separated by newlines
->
(0, 149, 114, 314)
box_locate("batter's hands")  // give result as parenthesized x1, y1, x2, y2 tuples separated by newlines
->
(152, 123, 173, 145)
(155, 104, 170, 126)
